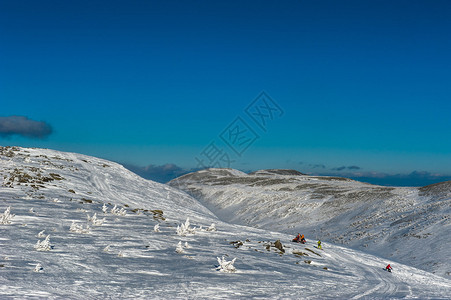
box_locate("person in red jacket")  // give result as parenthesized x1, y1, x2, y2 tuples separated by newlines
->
(385, 264, 392, 272)
(292, 233, 301, 242)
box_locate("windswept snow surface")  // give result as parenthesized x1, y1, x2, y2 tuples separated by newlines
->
(170, 168, 451, 278)
(1, 148, 451, 299)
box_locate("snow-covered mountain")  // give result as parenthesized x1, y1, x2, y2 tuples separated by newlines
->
(1, 147, 451, 299)
(169, 168, 451, 278)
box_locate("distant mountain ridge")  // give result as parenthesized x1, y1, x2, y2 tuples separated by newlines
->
(249, 169, 306, 176)
(170, 168, 451, 277)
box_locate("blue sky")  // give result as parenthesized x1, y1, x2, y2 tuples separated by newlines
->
(1, 0, 450, 185)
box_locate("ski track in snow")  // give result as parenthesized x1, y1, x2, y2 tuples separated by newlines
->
(1, 147, 451, 299)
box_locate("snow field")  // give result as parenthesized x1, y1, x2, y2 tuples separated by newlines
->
(1, 147, 451, 299)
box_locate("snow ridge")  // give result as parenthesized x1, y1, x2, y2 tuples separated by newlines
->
(170, 168, 451, 277)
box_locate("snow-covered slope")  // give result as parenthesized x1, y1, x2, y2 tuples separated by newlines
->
(170, 168, 451, 277)
(1, 147, 451, 299)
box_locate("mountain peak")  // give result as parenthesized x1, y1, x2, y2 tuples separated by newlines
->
(249, 169, 306, 176)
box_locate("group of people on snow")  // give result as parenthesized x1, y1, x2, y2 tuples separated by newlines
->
(292, 233, 306, 244)
(292, 233, 392, 272)
(292, 233, 322, 249)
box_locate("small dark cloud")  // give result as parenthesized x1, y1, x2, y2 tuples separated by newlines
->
(332, 166, 347, 171)
(332, 165, 361, 171)
(0, 116, 52, 139)
(121, 163, 200, 183)
(347, 166, 361, 170)
(310, 164, 326, 169)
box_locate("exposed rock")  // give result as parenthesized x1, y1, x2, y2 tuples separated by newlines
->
(274, 239, 285, 253)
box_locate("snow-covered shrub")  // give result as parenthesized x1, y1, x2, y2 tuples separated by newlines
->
(206, 223, 216, 232)
(118, 251, 124, 257)
(102, 203, 108, 214)
(34, 263, 43, 273)
(175, 241, 185, 254)
(35, 235, 52, 251)
(216, 256, 237, 273)
(184, 242, 191, 249)
(111, 205, 126, 216)
(69, 221, 77, 231)
(154, 224, 160, 232)
(176, 218, 195, 236)
(70, 221, 91, 234)
(103, 245, 111, 252)
(195, 223, 216, 232)
(87, 213, 105, 226)
(37, 230, 46, 238)
(1, 206, 15, 225)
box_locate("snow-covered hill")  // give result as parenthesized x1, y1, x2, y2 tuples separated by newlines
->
(1, 147, 451, 299)
(169, 168, 451, 278)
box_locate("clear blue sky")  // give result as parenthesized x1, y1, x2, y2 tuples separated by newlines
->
(1, 0, 450, 185)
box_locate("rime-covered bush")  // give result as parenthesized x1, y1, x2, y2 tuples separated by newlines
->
(70, 221, 91, 234)
(154, 224, 160, 232)
(216, 256, 237, 273)
(87, 213, 105, 226)
(206, 223, 216, 232)
(37, 230, 46, 238)
(35, 235, 52, 251)
(34, 263, 43, 272)
(102, 203, 108, 214)
(111, 205, 126, 216)
(176, 218, 195, 236)
(196, 223, 216, 232)
(175, 241, 185, 254)
(1, 206, 15, 225)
